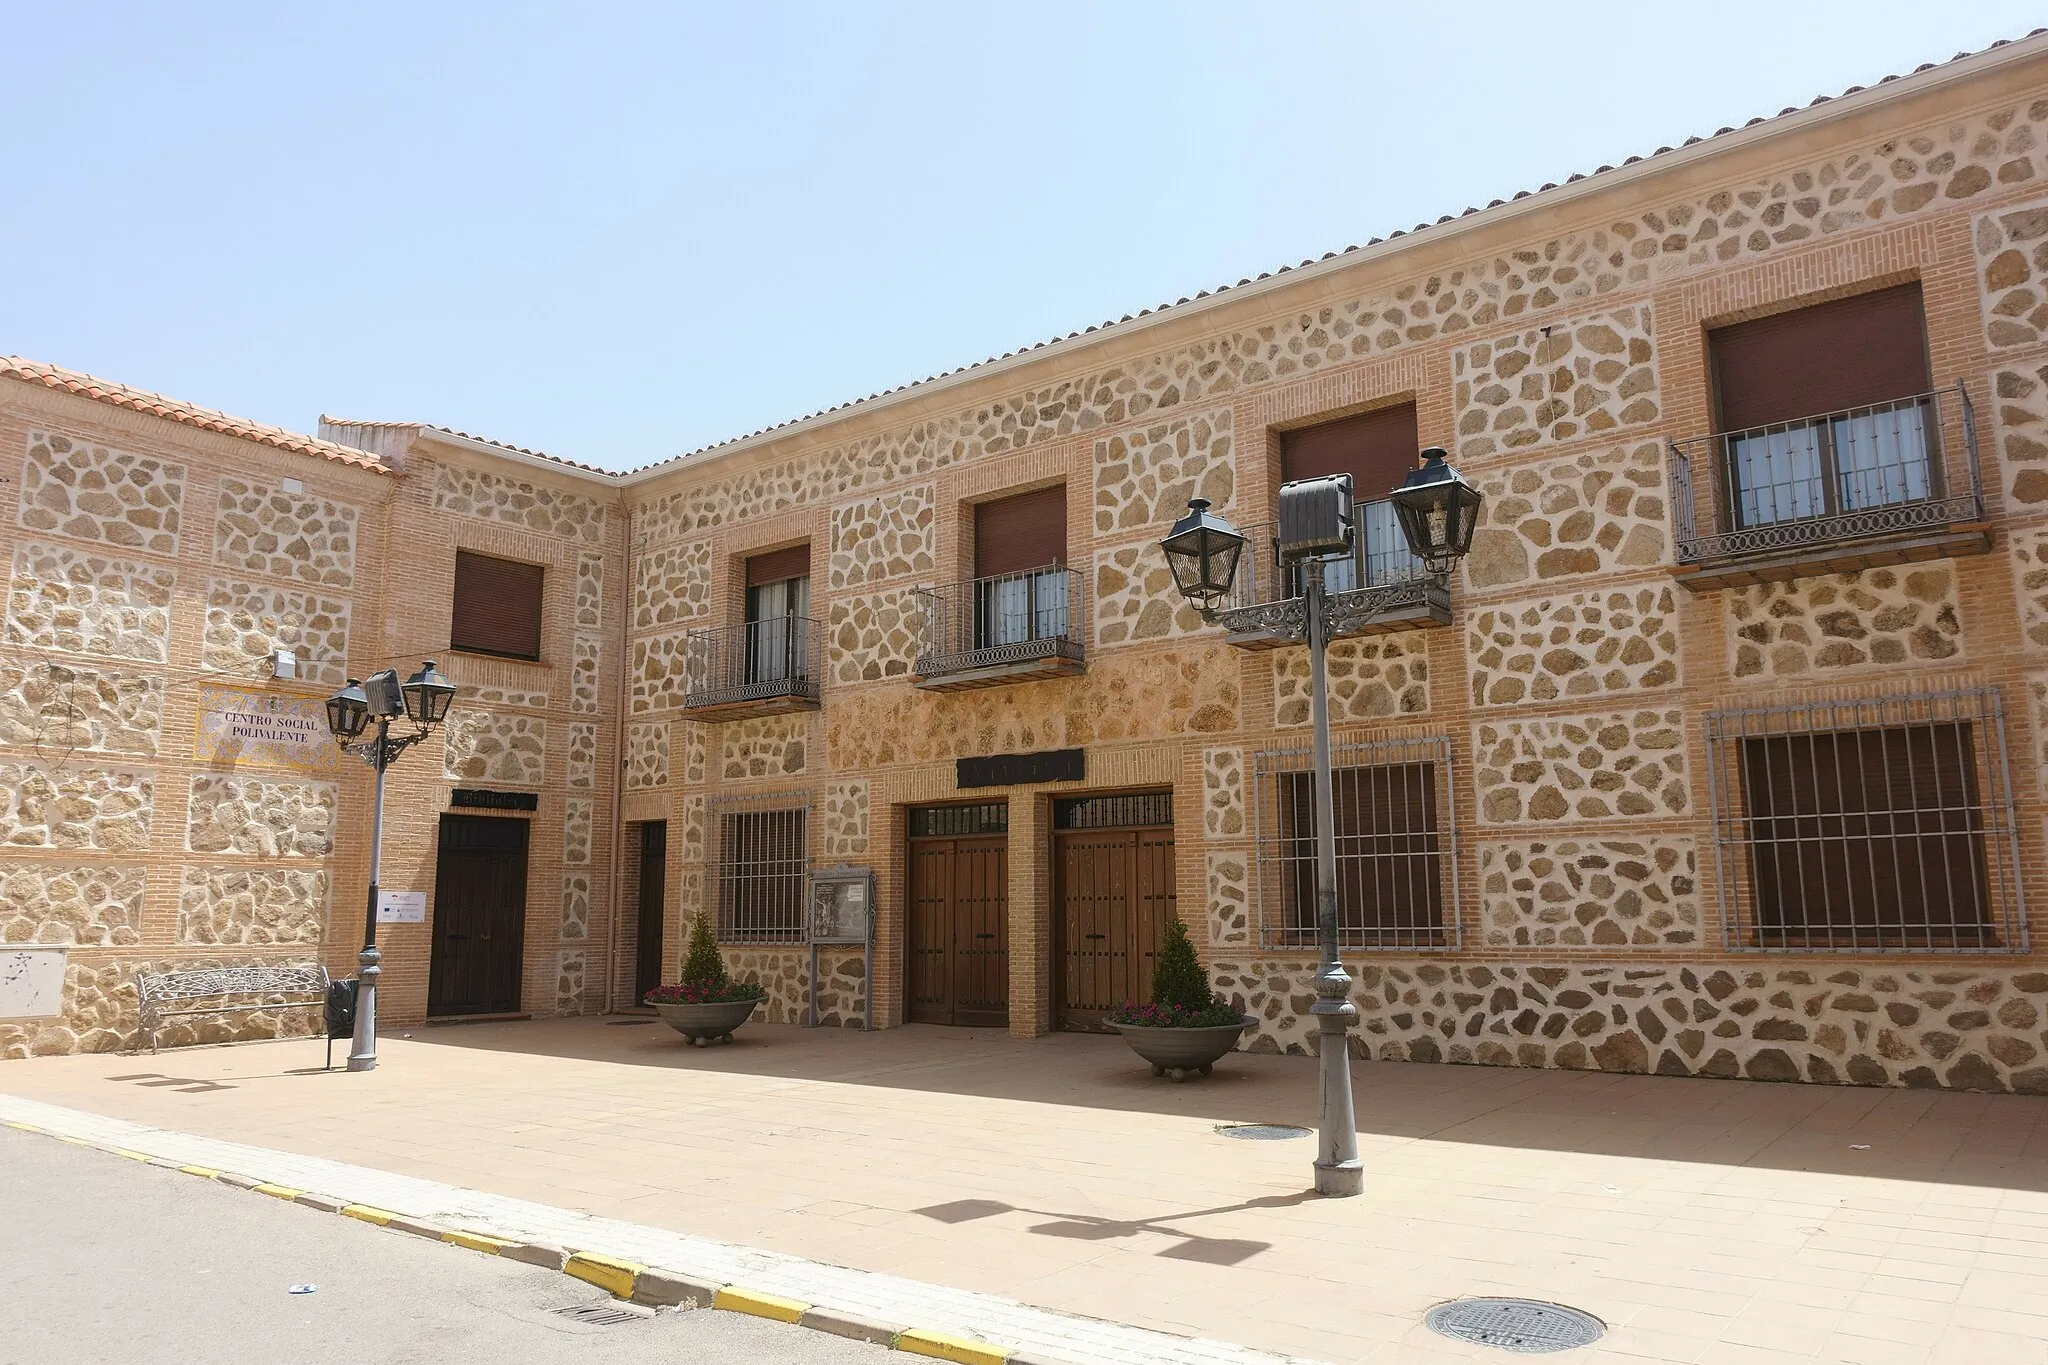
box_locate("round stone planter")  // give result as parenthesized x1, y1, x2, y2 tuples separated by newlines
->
(1108, 1017, 1256, 1081)
(649, 997, 762, 1047)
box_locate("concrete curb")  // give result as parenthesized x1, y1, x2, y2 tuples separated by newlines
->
(2, 1120, 1093, 1365)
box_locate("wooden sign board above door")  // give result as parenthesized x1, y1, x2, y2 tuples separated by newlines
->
(956, 748, 1084, 789)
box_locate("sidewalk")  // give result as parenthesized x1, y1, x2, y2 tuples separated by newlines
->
(2, 1017, 2045, 1363)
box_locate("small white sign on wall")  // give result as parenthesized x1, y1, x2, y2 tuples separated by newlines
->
(0, 949, 66, 1020)
(375, 890, 427, 924)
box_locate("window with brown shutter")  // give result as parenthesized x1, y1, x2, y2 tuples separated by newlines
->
(1280, 403, 1419, 501)
(1278, 761, 1442, 946)
(745, 543, 811, 587)
(450, 550, 545, 661)
(1710, 285, 1936, 532)
(974, 486, 1067, 578)
(1739, 722, 1992, 948)
(1711, 284, 1930, 433)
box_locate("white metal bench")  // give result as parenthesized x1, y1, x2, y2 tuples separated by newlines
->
(134, 964, 331, 1058)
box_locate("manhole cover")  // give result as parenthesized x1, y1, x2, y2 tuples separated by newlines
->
(551, 1302, 654, 1325)
(1216, 1124, 1311, 1141)
(1425, 1299, 1603, 1353)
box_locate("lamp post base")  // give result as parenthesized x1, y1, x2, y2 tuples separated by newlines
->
(1314, 1159, 1364, 1197)
(346, 944, 379, 1073)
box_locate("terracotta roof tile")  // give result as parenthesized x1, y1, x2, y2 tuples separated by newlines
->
(2, 356, 393, 474)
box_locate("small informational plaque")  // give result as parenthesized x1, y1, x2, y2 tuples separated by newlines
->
(0, 949, 66, 1020)
(808, 868, 874, 945)
(194, 686, 342, 775)
(375, 890, 427, 924)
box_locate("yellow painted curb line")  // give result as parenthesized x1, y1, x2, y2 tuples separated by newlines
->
(53, 1135, 90, 1146)
(564, 1251, 643, 1300)
(110, 1148, 155, 1162)
(896, 1328, 1012, 1365)
(177, 1164, 221, 1178)
(342, 1204, 396, 1227)
(445, 1230, 520, 1255)
(714, 1285, 808, 1324)
(2, 1120, 43, 1133)
(253, 1183, 303, 1200)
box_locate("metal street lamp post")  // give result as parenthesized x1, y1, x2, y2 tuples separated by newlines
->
(1162, 448, 1480, 1197)
(324, 661, 457, 1073)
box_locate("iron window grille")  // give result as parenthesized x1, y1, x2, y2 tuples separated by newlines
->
(1705, 688, 2025, 953)
(1251, 734, 1459, 951)
(1053, 792, 1173, 829)
(1222, 500, 1431, 612)
(1667, 382, 1983, 566)
(907, 802, 1010, 838)
(709, 791, 812, 943)
(914, 565, 1086, 677)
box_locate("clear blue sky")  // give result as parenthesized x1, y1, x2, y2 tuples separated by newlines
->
(3, 3, 2041, 471)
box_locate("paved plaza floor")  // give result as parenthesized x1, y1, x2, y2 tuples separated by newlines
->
(2, 1018, 2044, 1363)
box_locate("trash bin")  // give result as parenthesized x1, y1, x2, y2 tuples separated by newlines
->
(325, 978, 358, 1069)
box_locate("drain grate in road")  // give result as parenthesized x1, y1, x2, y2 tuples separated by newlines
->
(551, 1301, 655, 1325)
(1215, 1124, 1311, 1141)
(606, 1018, 658, 1027)
(1425, 1299, 1603, 1353)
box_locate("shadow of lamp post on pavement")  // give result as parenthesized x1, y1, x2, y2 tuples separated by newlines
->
(324, 661, 458, 1074)
(1157, 449, 1482, 1197)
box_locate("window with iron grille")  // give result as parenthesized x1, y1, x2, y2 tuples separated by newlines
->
(1252, 735, 1457, 950)
(710, 793, 810, 943)
(1705, 689, 2025, 953)
(908, 802, 1009, 838)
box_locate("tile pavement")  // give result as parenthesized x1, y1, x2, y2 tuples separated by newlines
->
(2, 1019, 2046, 1363)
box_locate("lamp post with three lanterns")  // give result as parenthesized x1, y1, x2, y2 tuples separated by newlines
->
(323, 661, 457, 1072)
(1159, 448, 1482, 1196)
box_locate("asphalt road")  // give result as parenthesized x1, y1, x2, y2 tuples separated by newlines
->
(0, 1126, 887, 1365)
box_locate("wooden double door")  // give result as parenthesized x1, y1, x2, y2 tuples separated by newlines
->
(428, 814, 529, 1017)
(906, 831, 1009, 1027)
(1055, 795, 1176, 1032)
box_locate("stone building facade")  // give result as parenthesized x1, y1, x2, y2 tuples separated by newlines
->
(7, 37, 2048, 1092)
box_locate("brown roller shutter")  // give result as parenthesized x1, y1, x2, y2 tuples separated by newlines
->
(450, 550, 545, 660)
(745, 543, 811, 586)
(1712, 284, 1930, 433)
(975, 485, 1067, 578)
(1280, 403, 1419, 502)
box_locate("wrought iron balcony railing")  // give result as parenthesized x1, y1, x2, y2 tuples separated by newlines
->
(914, 565, 1085, 686)
(684, 615, 822, 712)
(1668, 382, 1986, 577)
(1220, 498, 1447, 646)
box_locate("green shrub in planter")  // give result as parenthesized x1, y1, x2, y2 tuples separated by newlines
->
(1106, 918, 1242, 1028)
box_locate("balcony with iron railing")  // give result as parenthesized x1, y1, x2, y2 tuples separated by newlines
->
(1667, 382, 1991, 588)
(683, 615, 822, 717)
(1221, 496, 1450, 650)
(913, 564, 1086, 690)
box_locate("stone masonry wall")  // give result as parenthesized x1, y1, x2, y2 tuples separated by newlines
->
(212, 476, 357, 589)
(1472, 710, 1690, 825)
(0, 865, 145, 946)
(1271, 634, 1430, 726)
(1462, 443, 1668, 590)
(1725, 567, 1962, 679)
(176, 866, 327, 945)
(828, 485, 934, 589)
(16, 431, 183, 553)
(202, 579, 351, 687)
(1478, 840, 1700, 948)
(1466, 586, 1680, 707)
(1452, 307, 1659, 459)
(1209, 960, 2048, 1095)
(440, 710, 547, 786)
(5, 541, 174, 661)
(0, 762, 153, 850)
(184, 774, 334, 857)
(0, 662, 162, 757)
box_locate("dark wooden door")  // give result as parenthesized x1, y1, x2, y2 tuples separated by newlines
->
(1056, 823, 1175, 1032)
(429, 815, 529, 1016)
(635, 821, 667, 1003)
(906, 835, 1008, 1027)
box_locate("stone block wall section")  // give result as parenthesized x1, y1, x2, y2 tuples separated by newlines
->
(14, 54, 2048, 1083)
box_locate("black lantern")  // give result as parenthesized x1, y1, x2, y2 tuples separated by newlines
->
(401, 660, 457, 727)
(1390, 447, 1483, 573)
(1160, 498, 1247, 612)
(325, 678, 371, 742)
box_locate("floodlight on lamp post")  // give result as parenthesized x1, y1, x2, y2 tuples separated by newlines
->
(1161, 453, 1480, 1199)
(325, 661, 458, 1072)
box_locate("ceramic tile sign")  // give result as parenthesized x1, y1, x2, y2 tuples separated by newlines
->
(194, 685, 344, 775)
(375, 891, 427, 924)
(0, 949, 65, 1020)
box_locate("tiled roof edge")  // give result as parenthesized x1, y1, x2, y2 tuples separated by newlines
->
(3, 357, 394, 474)
(612, 27, 2048, 485)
